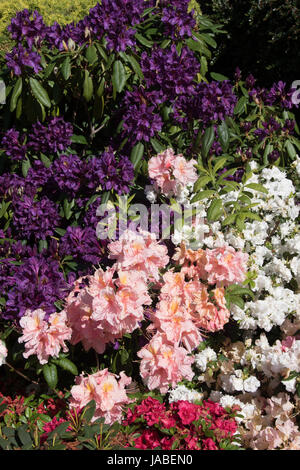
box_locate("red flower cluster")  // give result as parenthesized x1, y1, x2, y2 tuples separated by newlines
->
(123, 397, 238, 450)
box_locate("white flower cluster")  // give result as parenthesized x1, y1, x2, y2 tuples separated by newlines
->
(194, 347, 217, 372)
(220, 369, 260, 394)
(168, 384, 203, 403)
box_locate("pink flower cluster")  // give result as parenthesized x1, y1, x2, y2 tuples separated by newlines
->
(66, 266, 151, 354)
(18, 309, 72, 364)
(108, 229, 169, 281)
(138, 333, 194, 394)
(69, 369, 131, 424)
(174, 243, 249, 286)
(124, 397, 239, 450)
(148, 148, 198, 197)
(137, 242, 248, 393)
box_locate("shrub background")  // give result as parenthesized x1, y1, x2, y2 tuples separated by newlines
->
(200, 0, 300, 88)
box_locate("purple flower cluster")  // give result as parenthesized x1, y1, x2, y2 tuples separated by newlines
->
(28, 117, 73, 154)
(245, 75, 297, 110)
(174, 80, 237, 126)
(0, 253, 69, 320)
(6, 44, 42, 76)
(141, 45, 199, 101)
(7, 9, 46, 48)
(1, 129, 26, 161)
(59, 226, 103, 265)
(52, 154, 83, 196)
(161, 0, 196, 39)
(123, 87, 164, 143)
(12, 195, 61, 240)
(96, 147, 134, 194)
(88, 0, 146, 52)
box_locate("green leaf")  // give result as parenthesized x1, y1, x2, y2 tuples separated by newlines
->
(22, 159, 31, 177)
(17, 425, 33, 448)
(61, 56, 71, 80)
(234, 96, 247, 115)
(222, 213, 236, 226)
(150, 137, 165, 153)
(263, 143, 273, 165)
(71, 134, 88, 145)
(218, 121, 229, 152)
(10, 77, 22, 112)
(193, 175, 212, 192)
(245, 183, 268, 194)
(190, 190, 215, 203)
(210, 72, 229, 81)
(83, 70, 93, 102)
(43, 363, 58, 389)
(239, 211, 262, 222)
(40, 153, 51, 168)
(285, 141, 297, 160)
(53, 358, 78, 375)
(29, 78, 51, 108)
(112, 60, 126, 94)
(213, 156, 228, 174)
(125, 54, 143, 79)
(85, 45, 98, 65)
(130, 142, 144, 169)
(135, 33, 153, 47)
(202, 126, 215, 158)
(206, 199, 223, 221)
(82, 400, 96, 423)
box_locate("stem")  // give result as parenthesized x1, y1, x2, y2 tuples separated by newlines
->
(5, 361, 39, 385)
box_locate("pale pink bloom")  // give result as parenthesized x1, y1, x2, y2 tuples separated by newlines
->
(69, 369, 132, 424)
(148, 148, 197, 196)
(159, 270, 201, 307)
(18, 309, 72, 365)
(192, 286, 230, 332)
(152, 298, 202, 352)
(172, 155, 198, 186)
(108, 230, 169, 281)
(66, 286, 111, 354)
(204, 245, 249, 286)
(66, 266, 151, 354)
(138, 333, 194, 393)
(0, 340, 7, 366)
(148, 148, 176, 195)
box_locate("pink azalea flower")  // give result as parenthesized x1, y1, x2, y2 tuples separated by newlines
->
(204, 245, 249, 286)
(18, 309, 72, 365)
(66, 266, 151, 354)
(138, 333, 194, 393)
(69, 369, 132, 424)
(192, 286, 230, 332)
(108, 230, 169, 281)
(151, 298, 202, 352)
(172, 155, 198, 186)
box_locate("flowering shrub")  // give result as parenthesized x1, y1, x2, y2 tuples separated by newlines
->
(123, 397, 240, 450)
(0, 0, 300, 452)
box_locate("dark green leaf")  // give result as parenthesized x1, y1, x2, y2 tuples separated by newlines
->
(29, 78, 51, 108)
(112, 60, 126, 94)
(10, 77, 22, 112)
(43, 363, 58, 390)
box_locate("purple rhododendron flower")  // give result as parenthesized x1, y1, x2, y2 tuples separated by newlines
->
(1, 129, 26, 161)
(6, 44, 42, 76)
(28, 117, 73, 154)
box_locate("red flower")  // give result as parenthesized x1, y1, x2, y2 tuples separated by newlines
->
(177, 401, 200, 425)
(134, 429, 161, 449)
